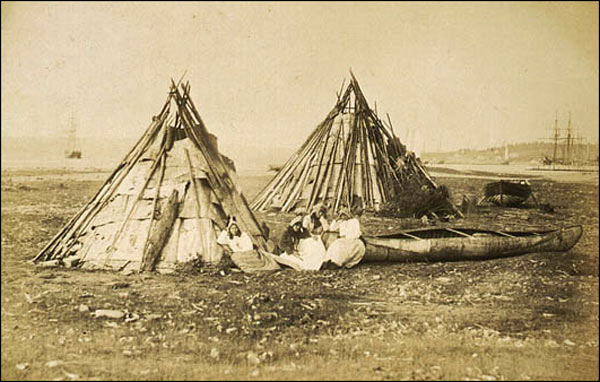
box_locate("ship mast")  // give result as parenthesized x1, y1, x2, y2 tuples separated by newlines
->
(552, 111, 559, 164)
(69, 111, 76, 152)
(65, 109, 82, 159)
(565, 111, 572, 164)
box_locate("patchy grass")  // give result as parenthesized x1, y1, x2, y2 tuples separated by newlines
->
(1, 170, 598, 380)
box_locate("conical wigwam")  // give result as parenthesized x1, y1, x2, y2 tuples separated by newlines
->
(34, 81, 267, 273)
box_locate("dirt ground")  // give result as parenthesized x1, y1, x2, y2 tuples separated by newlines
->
(1, 168, 598, 381)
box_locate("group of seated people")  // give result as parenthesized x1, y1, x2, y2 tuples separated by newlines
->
(217, 203, 365, 271)
(277, 204, 365, 270)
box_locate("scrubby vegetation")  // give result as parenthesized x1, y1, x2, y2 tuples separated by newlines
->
(377, 183, 456, 219)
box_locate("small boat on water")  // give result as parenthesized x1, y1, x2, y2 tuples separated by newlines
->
(362, 225, 582, 263)
(484, 179, 532, 207)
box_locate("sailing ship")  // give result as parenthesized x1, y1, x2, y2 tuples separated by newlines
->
(65, 112, 82, 159)
(539, 112, 593, 169)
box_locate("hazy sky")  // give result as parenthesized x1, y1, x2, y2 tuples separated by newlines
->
(2, 1, 598, 153)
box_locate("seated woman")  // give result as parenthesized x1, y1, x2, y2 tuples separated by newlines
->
(278, 215, 326, 270)
(303, 204, 329, 236)
(324, 207, 366, 268)
(217, 217, 254, 253)
(303, 203, 339, 250)
(217, 217, 279, 273)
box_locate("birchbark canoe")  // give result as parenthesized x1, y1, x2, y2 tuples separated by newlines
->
(363, 225, 582, 263)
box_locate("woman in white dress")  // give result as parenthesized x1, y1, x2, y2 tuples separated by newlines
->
(324, 207, 366, 268)
(302, 204, 329, 236)
(217, 217, 254, 253)
(278, 215, 326, 270)
(217, 217, 279, 273)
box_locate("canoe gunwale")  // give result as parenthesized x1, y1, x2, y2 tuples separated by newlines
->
(367, 226, 567, 240)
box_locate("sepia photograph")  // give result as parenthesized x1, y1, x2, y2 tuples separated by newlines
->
(1, 1, 598, 380)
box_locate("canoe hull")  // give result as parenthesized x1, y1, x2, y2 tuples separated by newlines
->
(363, 225, 583, 263)
(484, 180, 532, 207)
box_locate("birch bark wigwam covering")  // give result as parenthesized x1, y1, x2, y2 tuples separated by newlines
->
(251, 71, 442, 215)
(34, 82, 267, 273)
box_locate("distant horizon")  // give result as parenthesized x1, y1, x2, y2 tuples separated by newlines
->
(2, 134, 597, 161)
(3, 129, 599, 146)
(3, 132, 598, 176)
(4, 117, 596, 151)
(2, 104, 598, 153)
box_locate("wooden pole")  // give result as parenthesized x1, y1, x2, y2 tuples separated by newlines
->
(281, 150, 317, 212)
(306, 118, 335, 210)
(336, 78, 346, 102)
(316, 118, 342, 205)
(140, 150, 167, 271)
(360, 118, 373, 207)
(386, 113, 397, 140)
(345, 111, 360, 208)
(364, 118, 388, 204)
(333, 113, 360, 213)
(368, 124, 396, 199)
(140, 189, 179, 272)
(331, 94, 354, 212)
(357, 111, 370, 207)
(366, 120, 379, 207)
(333, 117, 355, 212)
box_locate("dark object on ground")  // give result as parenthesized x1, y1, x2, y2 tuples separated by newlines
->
(378, 183, 457, 219)
(363, 225, 582, 263)
(484, 180, 532, 207)
(321, 260, 340, 270)
(110, 282, 130, 290)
